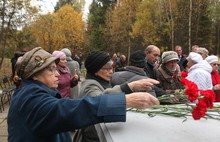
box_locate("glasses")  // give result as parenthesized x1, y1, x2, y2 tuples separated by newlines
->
(212, 63, 219, 66)
(46, 66, 58, 74)
(101, 67, 113, 71)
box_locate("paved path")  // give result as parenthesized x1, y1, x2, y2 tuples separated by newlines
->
(0, 104, 9, 142)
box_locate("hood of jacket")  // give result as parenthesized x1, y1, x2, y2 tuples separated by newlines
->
(188, 60, 212, 73)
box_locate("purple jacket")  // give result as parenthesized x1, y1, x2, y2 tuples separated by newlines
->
(57, 65, 78, 98)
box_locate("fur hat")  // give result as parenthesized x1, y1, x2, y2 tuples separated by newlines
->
(187, 52, 203, 63)
(161, 51, 179, 64)
(85, 51, 111, 74)
(15, 47, 59, 79)
(206, 55, 219, 64)
(129, 50, 146, 68)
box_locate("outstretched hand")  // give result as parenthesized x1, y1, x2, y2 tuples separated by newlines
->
(126, 92, 160, 109)
(128, 78, 160, 91)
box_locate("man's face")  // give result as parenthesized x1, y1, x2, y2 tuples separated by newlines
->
(146, 48, 160, 64)
(175, 48, 182, 55)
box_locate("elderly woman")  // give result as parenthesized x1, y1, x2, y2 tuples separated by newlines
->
(61, 48, 81, 98)
(197, 47, 209, 60)
(52, 50, 78, 98)
(155, 51, 184, 92)
(206, 55, 220, 102)
(186, 52, 213, 90)
(8, 47, 159, 142)
(76, 51, 159, 142)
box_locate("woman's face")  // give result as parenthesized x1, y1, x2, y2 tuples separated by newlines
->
(95, 61, 113, 81)
(187, 59, 194, 69)
(210, 62, 219, 72)
(58, 56, 67, 67)
(165, 60, 178, 71)
(33, 62, 60, 89)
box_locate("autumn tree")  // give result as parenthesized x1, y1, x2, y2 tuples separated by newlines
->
(30, 4, 85, 53)
(0, 0, 38, 69)
(54, 0, 85, 13)
(103, 0, 141, 60)
(132, 0, 163, 48)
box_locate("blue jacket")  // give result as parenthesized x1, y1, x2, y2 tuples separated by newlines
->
(8, 80, 126, 142)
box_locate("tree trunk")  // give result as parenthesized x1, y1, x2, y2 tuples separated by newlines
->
(189, 0, 192, 52)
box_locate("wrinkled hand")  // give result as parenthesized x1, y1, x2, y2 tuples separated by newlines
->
(128, 78, 160, 91)
(126, 92, 160, 109)
(72, 74, 79, 81)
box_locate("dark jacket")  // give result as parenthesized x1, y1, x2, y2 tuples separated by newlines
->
(178, 54, 187, 71)
(144, 61, 157, 79)
(8, 80, 126, 142)
(111, 66, 166, 97)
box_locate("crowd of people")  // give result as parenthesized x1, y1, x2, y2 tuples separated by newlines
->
(7, 45, 220, 142)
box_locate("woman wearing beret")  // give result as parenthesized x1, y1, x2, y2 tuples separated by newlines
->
(206, 55, 220, 102)
(76, 50, 160, 142)
(52, 50, 78, 98)
(8, 47, 159, 142)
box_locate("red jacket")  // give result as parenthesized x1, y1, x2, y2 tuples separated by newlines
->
(211, 71, 220, 102)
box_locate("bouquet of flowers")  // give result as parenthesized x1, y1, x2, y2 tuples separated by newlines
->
(129, 71, 220, 121)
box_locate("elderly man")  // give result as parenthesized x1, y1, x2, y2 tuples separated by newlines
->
(144, 45, 161, 79)
(186, 52, 213, 90)
(111, 50, 167, 97)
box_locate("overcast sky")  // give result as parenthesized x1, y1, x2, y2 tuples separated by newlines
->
(31, 0, 92, 19)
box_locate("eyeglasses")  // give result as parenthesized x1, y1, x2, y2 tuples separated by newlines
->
(212, 63, 219, 66)
(46, 66, 58, 74)
(101, 67, 113, 71)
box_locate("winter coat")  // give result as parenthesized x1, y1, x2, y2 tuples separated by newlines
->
(57, 65, 78, 98)
(8, 80, 126, 142)
(155, 65, 184, 91)
(187, 60, 213, 90)
(65, 52, 81, 98)
(144, 61, 157, 79)
(178, 54, 187, 71)
(211, 71, 220, 102)
(111, 66, 166, 97)
(75, 73, 132, 142)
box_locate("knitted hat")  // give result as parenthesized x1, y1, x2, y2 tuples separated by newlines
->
(187, 52, 203, 63)
(61, 48, 72, 57)
(161, 51, 179, 64)
(15, 47, 59, 79)
(85, 51, 111, 74)
(52, 50, 66, 59)
(206, 55, 219, 64)
(129, 50, 146, 68)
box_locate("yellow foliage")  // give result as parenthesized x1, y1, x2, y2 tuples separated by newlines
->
(131, 0, 160, 44)
(30, 4, 85, 52)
